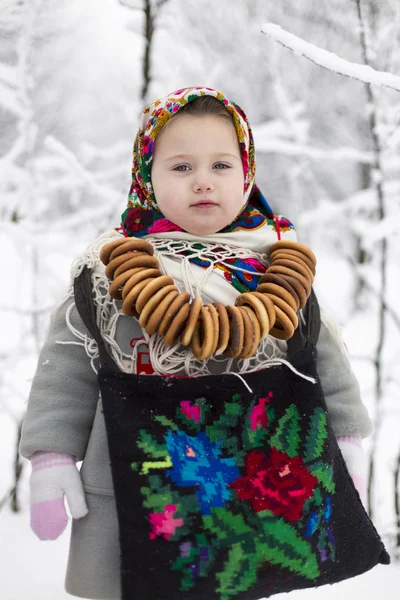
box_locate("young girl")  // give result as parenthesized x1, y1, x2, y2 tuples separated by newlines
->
(20, 87, 383, 600)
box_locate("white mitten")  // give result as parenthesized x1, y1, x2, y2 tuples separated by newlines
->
(336, 435, 368, 507)
(30, 451, 88, 540)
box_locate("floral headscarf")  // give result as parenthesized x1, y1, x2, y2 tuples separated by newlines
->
(120, 87, 295, 293)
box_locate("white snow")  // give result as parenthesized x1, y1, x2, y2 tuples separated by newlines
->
(261, 23, 400, 92)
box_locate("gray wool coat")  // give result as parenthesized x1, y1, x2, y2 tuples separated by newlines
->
(20, 262, 372, 600)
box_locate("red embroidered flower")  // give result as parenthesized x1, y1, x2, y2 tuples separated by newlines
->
(125, 207, 153, 232)
(230, 449, 318, 522)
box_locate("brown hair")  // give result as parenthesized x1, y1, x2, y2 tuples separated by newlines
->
(156, 95, 235, 143)
(177, 95, 233, 124)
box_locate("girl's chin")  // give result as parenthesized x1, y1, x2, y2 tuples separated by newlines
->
(180, 219, 233, 236)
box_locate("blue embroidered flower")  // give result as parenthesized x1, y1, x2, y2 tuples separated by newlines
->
(165, 430, 240, 515)
(323, 497, 332, 522)
(305, 512, 319, 536)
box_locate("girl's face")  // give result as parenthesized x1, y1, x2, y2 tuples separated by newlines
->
(151, 114, 245, 236)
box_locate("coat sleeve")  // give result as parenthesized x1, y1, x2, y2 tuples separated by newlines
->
(316, 310, 373, 439)
(20, 290, 99, 461)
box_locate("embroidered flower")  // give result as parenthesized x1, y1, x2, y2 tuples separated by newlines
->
(149, 504, 184, 541)
(180, 401, 201, 424)
(249, 395, 272, 431)
(165, 431, 240, 515)
(148, 218, 183, 234)
(124, 207, 153, 233)
(275, 217, 294, 232)
(142, 135, 154, 156)
(230, 448, 318, 521)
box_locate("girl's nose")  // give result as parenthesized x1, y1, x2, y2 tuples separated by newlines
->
(193, 176, 214, 193)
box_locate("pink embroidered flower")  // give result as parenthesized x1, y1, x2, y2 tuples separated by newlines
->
(250, 394, 272, 431)
(242, 257, 265, 273)
(142, 135, 154, 156)
(148, 218, 182, 234)
(149, 504, 183, 541)
(180, 400, 201, 424)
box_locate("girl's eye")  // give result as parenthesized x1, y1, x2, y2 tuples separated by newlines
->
(173, 163, 231, 172)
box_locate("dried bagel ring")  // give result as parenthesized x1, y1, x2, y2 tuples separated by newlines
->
(256, 282, 298, 313)
(270, 252, 315, 280)
(270, 249, 316, 274)
(191, 306, 215, 360)
(181, 297, 203, 346)
(223, 305, 245, 359)
(271, 258, 314, 284)
(266, 294, 298, 329)
(145, 289, 180, 335)
(109, 238, 154, 261)
(139, 284, 178, 329)
(107, 251, 152, 279)
(250, 292, 276, 328)
(235, 293, 269, 339)
(237, 306, 255, 358)
(269, 240, 317, 265)
(268, 265, 311, 297)
(113, 253, 159, 279)
(205, 303, 220, 356)
(258, 272, 300, 309)
(282, 274, 308, 308)
(100, 238, 129, 265)
(214, 302, 230, 355)
(269, 305, 295, 340)
(239, 305, 261, 359)
(109, 267, 147, 300)
(120, 268, 162, 300)
(158, 292, 191, 336)
(135, 275, 175, 314)
(122, 277, 156, 317)
(164, 301, 192, 346)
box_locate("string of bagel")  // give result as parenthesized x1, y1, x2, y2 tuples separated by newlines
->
(99, 237, 316, 360)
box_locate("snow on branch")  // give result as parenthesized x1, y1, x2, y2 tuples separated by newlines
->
(261, 23, 400, 92)
(254, 137, 373, 164)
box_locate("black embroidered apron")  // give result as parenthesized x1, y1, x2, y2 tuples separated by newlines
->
(74, 266, 389, 600)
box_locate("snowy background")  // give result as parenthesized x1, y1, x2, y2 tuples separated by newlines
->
(1, 0, 400, 598)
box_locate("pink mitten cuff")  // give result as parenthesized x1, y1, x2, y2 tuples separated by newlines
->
(30, 451, 88, 541)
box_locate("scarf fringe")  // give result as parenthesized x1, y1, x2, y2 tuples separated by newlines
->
(63, 231, 316, 385)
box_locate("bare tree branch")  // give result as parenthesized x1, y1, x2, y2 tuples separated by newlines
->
(261, 22, 400, 92)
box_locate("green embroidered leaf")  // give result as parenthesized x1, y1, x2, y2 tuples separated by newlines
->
(269, 405, 301, 457)
(309, 462, 336, 494)
(141, 455, 172, 475)
(140, 486, 175, 511)
(154, 415, 179, 430)
(203, 507, 253, 544)
(257, 510, 320, 580)
(137, 429, 168, 459)
(302, 485, 323, 514)
(216, 543, 258, 600)
(206, 401, 244, 444)
(304, 408, 328, 462)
